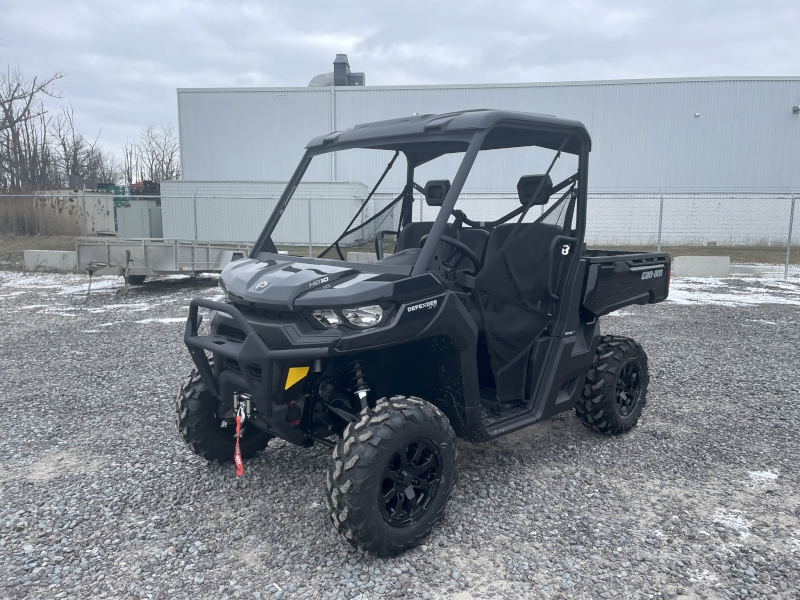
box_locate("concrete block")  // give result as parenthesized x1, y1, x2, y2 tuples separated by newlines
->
(672, 255, 730, 278)
(347, 251, 378, 264)
(24, 250, 77, 272)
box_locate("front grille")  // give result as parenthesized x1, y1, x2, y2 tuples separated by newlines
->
(217, 324, 245, 342)
(224, 357, 262, 380)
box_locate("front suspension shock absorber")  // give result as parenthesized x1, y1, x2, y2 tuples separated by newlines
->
(349, 360, 370, 411)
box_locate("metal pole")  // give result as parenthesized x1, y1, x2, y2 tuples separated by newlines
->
(308, 197, 313, 257)
(81, 186, 87, 237)
(786, 193, 796, 279)
(330, 87, 336, 182)
(657, 192, 664, 252)
(419, 194, 423, 222)
(193, 190, 198, 241)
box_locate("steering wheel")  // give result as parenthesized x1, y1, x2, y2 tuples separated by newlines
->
(419, 234, 482, 276)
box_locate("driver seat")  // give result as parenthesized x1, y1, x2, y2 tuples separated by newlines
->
(456, 228, 490, 271)
(394, 179, 456, 253)
(395, 221, 457, 252)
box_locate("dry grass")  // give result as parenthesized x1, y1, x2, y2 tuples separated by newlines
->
(0, 234, 77, 269)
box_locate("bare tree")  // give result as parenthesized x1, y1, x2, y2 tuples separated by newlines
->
(0, 65, 171, 193)
(122, 137, 139, 187)
(90, 147, 123, 184)
(0, 67, 63, 191)
(124, 123, 180, 184)
(49, 105, 123, 186)
(50, 105, 86, 181)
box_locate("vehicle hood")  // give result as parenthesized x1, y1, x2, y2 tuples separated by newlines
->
(220, 257, 395, 309)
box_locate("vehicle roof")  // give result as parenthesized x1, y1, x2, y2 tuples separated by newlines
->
(305, 109, 591, 157)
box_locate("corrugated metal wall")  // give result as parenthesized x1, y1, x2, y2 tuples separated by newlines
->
(178, 89, 333, 181)
(178, 78, 800, 191)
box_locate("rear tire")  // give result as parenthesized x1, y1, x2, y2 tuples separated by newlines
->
(128, 275, 146, 285)
(176, 361, 272, 462)
(575, 335, 649, 435)
(325, 396, 457, 557)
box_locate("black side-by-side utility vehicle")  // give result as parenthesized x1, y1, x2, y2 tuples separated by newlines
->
(177, 109, 670, 556)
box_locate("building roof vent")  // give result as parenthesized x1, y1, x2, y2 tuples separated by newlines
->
(308, 54, 365, 87)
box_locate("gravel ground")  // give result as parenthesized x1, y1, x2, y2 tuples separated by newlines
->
(0, 271, 798, 600)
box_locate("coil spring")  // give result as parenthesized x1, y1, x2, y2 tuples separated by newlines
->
(350, 360, 370, 410)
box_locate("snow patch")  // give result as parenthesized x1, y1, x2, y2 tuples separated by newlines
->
(714, 509, 752, 540)
(135, 318, 186, 324)
(747, 470, 778, 484)
(0, 271, 120, 295)
(747, 471, 778, 488)
(668, 276, 800, 307)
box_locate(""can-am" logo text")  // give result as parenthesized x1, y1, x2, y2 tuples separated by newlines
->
(641, 269, 664, 280)
(407, 299, 438, 312)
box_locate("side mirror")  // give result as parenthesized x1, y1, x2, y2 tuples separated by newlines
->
(423, 180, 451, 206)
(517, 174, 553, 206)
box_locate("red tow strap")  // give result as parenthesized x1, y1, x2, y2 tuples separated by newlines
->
(234, 414, 244, 476)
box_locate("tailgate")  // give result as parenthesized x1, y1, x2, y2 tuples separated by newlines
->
(581, 251, 671, 317)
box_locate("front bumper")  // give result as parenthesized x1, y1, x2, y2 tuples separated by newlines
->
(184, 298, 331, 443)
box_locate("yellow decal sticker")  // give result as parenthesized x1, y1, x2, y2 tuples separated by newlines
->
(284, 366, 310, 390)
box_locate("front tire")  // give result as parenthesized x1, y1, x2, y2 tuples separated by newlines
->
(575, 335, 649, 435)
(176, 361, 272, 462)
(325, 396, 457, 557)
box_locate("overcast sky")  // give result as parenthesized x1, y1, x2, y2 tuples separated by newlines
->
(2, 0, 798, 156)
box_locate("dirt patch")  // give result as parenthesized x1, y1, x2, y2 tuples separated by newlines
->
(26, 450, 103, 481)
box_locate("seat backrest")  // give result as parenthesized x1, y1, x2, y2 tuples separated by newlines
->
(456, 228, 490, 269)
(481, 223, 564, 303)
(395, 222, 434, 252)
(395, 221, 458, 253)
(483, 223, 562, 266)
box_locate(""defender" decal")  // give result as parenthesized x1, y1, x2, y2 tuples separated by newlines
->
(407, 299, 438, 313)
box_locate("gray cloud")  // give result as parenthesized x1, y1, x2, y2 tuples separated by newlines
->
(2, 0, 798, 156)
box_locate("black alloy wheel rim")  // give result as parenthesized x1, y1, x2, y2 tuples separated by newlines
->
(615, 359, 642, 417)
(379, 438, 442, 528)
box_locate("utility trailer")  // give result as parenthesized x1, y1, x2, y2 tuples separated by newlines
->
(76, 237, 253, 284)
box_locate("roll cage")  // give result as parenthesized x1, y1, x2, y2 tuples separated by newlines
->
(250, 109, 592, 275)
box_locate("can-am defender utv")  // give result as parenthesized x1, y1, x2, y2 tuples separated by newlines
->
(177, 109, 671, 556)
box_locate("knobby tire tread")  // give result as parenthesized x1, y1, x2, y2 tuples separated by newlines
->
(175, 360, 271, 463)
(324, 396, 458, 557)
(575, 335, 649, 435)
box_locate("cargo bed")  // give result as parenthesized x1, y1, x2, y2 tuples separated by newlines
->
(581, 249, 671, 317)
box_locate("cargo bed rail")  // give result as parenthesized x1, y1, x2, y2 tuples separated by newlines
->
(76, 237, 254, 277)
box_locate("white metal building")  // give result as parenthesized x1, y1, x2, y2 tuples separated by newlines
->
(177, 77, 800, 192)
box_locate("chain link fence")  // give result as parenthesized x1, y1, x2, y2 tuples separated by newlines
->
(1, 190, 798, 277)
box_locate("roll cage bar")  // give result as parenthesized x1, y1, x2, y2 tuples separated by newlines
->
(251, 109, 591, 276)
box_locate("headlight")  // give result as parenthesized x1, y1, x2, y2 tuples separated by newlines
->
(342, 305, 383, 328)
(312, 309, 341, 328)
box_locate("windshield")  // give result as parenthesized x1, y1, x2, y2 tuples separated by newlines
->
(257, 149, 463, 260)
(254, 139, 580, 265)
